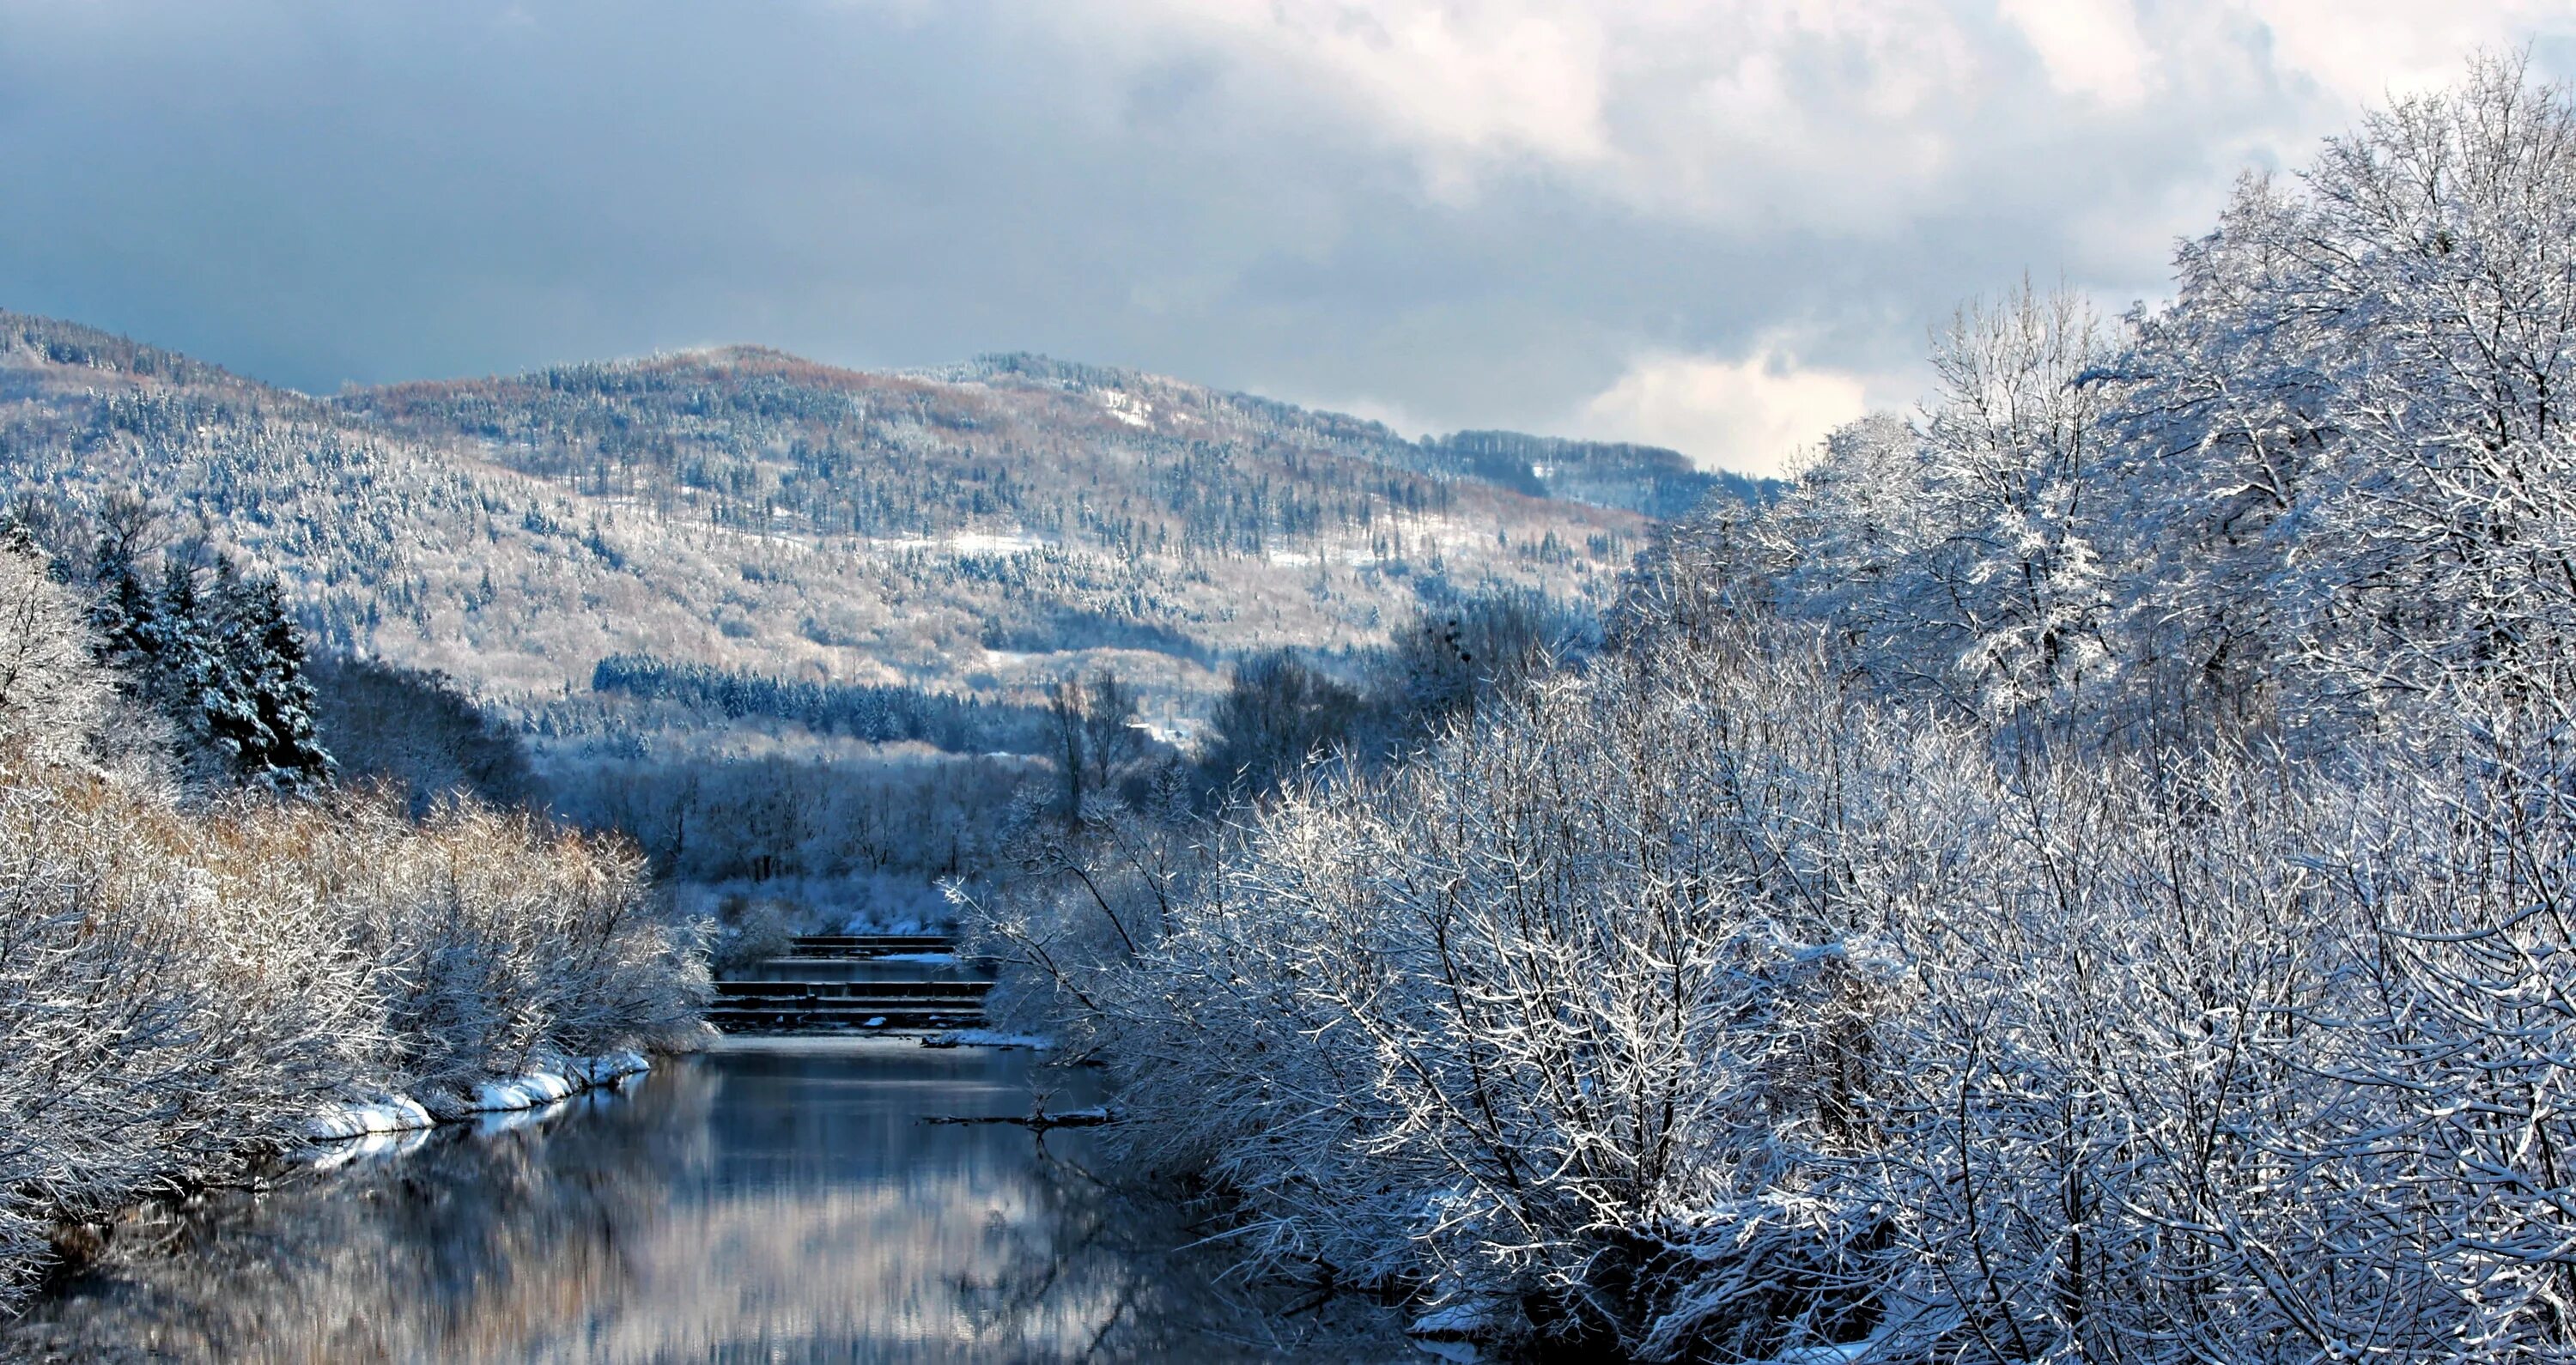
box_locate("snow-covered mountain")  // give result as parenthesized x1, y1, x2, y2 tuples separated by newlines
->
(0, 312, 1748, 715)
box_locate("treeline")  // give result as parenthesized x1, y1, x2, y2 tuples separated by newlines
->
(969, 351, 1754, 521)
(972, 58, 2576, 1362)
(1191, 585, 1595, 796)
(551, 749, 1032, 886)
(1423, 429, 1766, 519)
(343, 349, 1495, 560)
(309, 655, 538, 816)
(0, 311, 233, 387)
(589, 653, 1056, 754)
(0, 524, 704, 1314)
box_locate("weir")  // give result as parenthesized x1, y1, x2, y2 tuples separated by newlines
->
(707, 934, 996, 1034)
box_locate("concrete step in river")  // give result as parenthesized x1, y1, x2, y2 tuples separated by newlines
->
(708, 933, 994, 1034)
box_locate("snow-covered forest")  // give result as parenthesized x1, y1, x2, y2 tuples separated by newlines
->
(0, 527, 705, 1312)
(0, 299, 1711, 927)
(972, 58, 2576, 1362)
(0, 310, 1681, 713)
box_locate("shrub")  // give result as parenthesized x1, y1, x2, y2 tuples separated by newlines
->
(0, 541, 705, 1312)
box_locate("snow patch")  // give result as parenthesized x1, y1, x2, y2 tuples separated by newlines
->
(949, 530, 1045, 556)
(463, 1070, 580, 1115)
(1098, 389, 1154, 428)
(866, 531, 1046, 558)
(304, 1052, 652, 1154)
(443, 1050, 652, 1117)
(304, 1094, 435, 1142)
(309, 1127, 431, 1171)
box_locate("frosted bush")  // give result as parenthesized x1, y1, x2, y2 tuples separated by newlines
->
(0, 540, 706, 1312)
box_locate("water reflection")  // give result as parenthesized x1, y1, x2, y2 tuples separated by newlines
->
(7, 1041, 1394, 1362)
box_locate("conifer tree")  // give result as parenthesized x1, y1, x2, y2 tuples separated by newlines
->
(215, 567, 333, 793)
(87, 534, 155, 675)
(148, 557, 262, 778)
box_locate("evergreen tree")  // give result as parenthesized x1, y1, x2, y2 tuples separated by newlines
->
(214, 567, 333, 793)
(147, 557, 263, 778)
(87, 534, 156, 674)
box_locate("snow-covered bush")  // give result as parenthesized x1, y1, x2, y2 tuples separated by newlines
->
(708, 894, 799, 974)
(1069, 623, 1941, 1356)
(0, 539, 705, 1312)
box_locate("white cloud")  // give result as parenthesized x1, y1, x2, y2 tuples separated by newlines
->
(2242, 0, 2573, 105)
(1104, 0, 1613, 179)
(1581, 348, 1874, 477)
(1997, 0, 2154, 106)
(1067, 0, 2566, 229)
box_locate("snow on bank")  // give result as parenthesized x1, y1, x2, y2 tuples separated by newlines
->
(302, 1051, 654, 1156)
(441, 1051, 652, 1119)
(303, 1094, 436, 1142)
(309, 1125, 432, 1171)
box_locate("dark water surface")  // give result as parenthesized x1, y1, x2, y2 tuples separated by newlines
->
(7, 1040, 1394, 1363)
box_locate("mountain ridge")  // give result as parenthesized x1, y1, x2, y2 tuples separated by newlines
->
(0, 309, 1752, 730)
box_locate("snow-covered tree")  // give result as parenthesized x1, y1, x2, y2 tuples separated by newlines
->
(2106, 53, 2576, 739)
(208, 565, 333, 794)
(971, 53, 2576, 1365)
(0, 536, 110, 764)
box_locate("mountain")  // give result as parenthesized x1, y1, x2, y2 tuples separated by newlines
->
(0, 312, 1754, 725)
(945, 353, 1755, 519)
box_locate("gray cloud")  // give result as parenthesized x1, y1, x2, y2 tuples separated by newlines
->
(3, 1, 2572, 473)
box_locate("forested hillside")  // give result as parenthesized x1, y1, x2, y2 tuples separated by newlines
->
(0, 317, 1703, 718)
(975, 58, 2576, 1364)
(0, 312, 1744, 923)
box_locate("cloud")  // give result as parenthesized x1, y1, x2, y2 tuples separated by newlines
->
(1997, 0, 2154, 106)
(1133, 2, 1613, 166)
(1581, 348, 1874, 477)
(0, 0, 2568, 450)
(2243, 1, 2576, 104)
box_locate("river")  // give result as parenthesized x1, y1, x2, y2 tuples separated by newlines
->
(4, 1040, 1404, 1363)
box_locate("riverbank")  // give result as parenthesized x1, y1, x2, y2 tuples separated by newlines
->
(0, 752, 710, 1313)
(5, 1039, 1407, 1362)
(0, 535, 714, 1316)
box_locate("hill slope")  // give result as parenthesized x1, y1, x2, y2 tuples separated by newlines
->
(0, 312, 1739, 717)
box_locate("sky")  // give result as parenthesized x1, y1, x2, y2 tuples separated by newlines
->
(3, 3, 2573, 476)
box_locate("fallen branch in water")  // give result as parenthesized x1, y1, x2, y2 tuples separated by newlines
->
(922, 1106, 1113, 1131)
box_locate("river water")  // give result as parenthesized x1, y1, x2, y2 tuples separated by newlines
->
(5, 1040, 1400, 1363)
